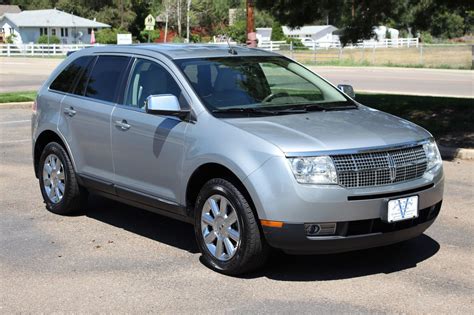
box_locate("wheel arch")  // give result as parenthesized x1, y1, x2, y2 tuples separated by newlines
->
(185, 163, 260, 222)
(34, 130, 74, 178)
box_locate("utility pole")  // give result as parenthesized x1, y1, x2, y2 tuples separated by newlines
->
(246, 0, 257, 47)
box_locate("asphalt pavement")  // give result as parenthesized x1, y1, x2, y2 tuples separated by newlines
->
(1, 57, 472, 97)
(1, 107, 473, 313)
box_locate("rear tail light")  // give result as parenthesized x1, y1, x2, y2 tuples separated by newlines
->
(32, 99, 37, 113)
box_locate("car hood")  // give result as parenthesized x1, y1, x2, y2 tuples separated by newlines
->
(224, 106, 430, 154)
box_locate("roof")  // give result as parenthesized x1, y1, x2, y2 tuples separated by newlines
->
(0, 9, 110, 28)
(282, 25, 338, 36)
(0, 5, 21, 16)
(74, 44, 280, 60)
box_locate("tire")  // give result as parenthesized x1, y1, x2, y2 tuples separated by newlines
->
(194, 178, 268, 275)
(38, 142, 87, 215)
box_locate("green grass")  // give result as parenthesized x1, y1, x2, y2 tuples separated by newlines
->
(357, 93, 474, 148)
(0, 91, 37, 103)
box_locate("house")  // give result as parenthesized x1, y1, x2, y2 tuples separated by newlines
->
(0, 8, 110, 44)
(0, 4, 20, 43)
(282, 25, 339, 46)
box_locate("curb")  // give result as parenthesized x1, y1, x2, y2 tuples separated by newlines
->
(439, 145, 474, 161)
(1, 101, 472, 160)
(0, 101, 33, 109)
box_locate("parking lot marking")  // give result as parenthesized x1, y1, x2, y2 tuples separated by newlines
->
(0, 139, 30, 144)
(0, 120, 30, 125)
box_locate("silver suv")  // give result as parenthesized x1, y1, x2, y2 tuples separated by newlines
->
(32, 44, 444, 275)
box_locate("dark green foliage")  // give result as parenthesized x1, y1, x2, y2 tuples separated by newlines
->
(139, 30, 160, 43)
(95, 28, 123, 44)
(256, 0, 473, 44)
(270, 21, 285, 41)
(37, 35, 60, 44)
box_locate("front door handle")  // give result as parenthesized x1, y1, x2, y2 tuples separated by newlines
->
(114, 119, 131, 131)
(63, 107, 76, 117)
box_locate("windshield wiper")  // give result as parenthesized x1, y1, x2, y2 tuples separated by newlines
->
(303, 102, 358, 111)
(212, 108, 277, 115)
(212, 107, 307, 115)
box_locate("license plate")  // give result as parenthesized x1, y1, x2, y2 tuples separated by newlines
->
(387, 196, 419, 222)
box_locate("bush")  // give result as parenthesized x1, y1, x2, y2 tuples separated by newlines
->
(271, 21, 285, 41)
(6, 33, 16, 44)
(37, 35, 60, 44)
(226, 19, 247, 43)
(431, 12, 464, 39)
(172, 36, 185, 43)
(286, 37, 308, 50)
(139, 30, 160, 43)
(95, 28, 125, 44)
(420, 32, 433, 44)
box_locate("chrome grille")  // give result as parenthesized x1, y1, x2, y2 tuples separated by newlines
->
(332, 146, 427, 188)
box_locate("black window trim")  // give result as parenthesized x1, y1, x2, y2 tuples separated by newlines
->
(118, 55, 193, 114)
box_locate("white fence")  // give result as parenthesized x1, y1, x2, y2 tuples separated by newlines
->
(0, 44, 99, 56)
(257, 40, 286, 51)
(259, 38, 419, 51)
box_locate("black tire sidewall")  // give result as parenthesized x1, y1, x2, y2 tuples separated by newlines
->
(194, 179, 259, 274)
(38, 142, 79, 215)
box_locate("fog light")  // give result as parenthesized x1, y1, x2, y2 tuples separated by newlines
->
(305, 223, 337, 236)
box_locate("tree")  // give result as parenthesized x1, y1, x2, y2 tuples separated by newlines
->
(186, 0, 192, 42)
(256, 0, 473, 44)
(270, 21, 285, 40)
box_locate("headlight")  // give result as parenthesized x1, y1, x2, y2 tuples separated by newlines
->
(288, 156, 338, 184)
(423, 139, 442, 172)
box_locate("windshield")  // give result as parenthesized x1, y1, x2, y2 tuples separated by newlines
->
(174, 56, 355, 115)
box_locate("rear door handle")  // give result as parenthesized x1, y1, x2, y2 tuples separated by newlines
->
(114, 119, 131, 131)
(63, 107, 76, 117)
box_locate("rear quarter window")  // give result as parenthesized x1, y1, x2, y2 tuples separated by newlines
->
(85, 55, 130, 103)
(49, 56, 94, 93)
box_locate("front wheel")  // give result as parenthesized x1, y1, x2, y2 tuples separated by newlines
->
(194, 178, 268, 275)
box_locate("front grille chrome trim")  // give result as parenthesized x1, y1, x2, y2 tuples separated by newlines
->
(332, 145, 428, 188)
(285, 139, 430, 158)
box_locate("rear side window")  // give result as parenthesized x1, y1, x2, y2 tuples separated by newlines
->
(49, 56, 93, 93)
(85, 55, 130, 103)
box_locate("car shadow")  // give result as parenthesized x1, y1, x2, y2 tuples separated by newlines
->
(85, 194, 440, 281)
(85, 194, 199, 254)
(242, 234, 440, 281)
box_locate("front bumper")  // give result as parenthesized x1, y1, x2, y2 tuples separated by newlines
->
(263, 201, 441, 254)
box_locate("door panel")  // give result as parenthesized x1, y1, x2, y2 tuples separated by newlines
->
(57, 55, 131, 183)
(111, 58, 188, 209)
(59, 95, 115, 181)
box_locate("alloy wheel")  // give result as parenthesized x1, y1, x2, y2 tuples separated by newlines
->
(42, 154, 65, 204)
(201, 194, 241, 261)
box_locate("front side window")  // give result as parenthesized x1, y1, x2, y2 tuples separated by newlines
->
(175, 56, 352, 115)
(50, 55, 94, 93)
(84, 55, 130, 103)
(125, 59, 182, 109)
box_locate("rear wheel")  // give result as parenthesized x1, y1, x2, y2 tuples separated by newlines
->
(194, 178, 268, 275)
(38, 142, 87, 215)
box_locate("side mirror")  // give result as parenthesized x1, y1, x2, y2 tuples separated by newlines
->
(145, 94, 190, 120)
(337, 84, 356, 99)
